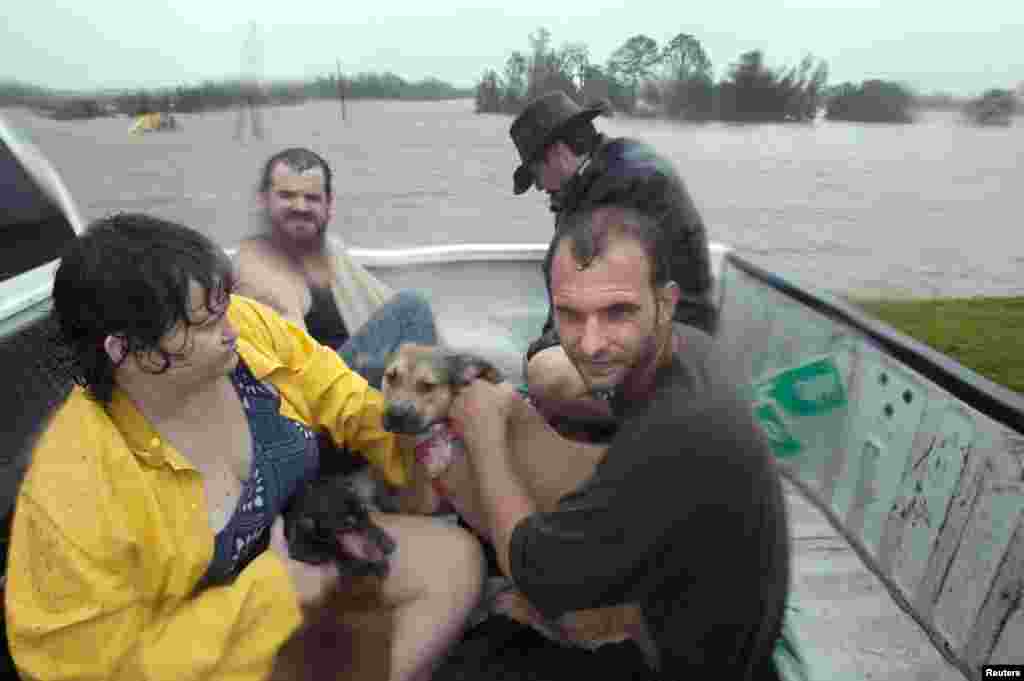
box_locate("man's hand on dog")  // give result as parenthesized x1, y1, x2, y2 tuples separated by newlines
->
(449, 380, 522, 454)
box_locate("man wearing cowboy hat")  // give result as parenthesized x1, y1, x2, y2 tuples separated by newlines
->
(510, 90, 718, 429)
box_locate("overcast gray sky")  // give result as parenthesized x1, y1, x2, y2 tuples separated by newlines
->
(3, 0, 1022, 96)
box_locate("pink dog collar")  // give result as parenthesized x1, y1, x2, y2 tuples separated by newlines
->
(414, 421, 463, 479)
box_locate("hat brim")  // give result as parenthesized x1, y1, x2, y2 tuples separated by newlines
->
(513, 164, 533, 195)
(512, 105, 604, 195)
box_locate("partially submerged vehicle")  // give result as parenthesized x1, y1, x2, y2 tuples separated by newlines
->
(1, 113, 1020, 680)
(131, 111, 181, 133)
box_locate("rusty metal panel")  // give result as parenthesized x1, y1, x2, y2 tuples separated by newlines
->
(933, 480, 1024, 653)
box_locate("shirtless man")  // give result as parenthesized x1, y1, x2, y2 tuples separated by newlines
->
(235, 148, 437, 390)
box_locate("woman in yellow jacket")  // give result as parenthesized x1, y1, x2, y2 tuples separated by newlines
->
(5, 213, 484, 681)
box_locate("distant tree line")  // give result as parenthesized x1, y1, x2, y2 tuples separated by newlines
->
(824, 80, 915, 123)
(476, 29, 831, 123)
(476, 28, 1020, 125)
(911, 88, 1019, 126)
(915, 92, 969, 111)
(962, 89, 1017, 126)
(1, 72, 473, 120)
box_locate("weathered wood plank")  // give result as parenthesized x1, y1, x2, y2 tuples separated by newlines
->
(933, 480, 1024, 653)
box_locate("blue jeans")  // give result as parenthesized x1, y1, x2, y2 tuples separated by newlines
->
(336, 290, 438, 390)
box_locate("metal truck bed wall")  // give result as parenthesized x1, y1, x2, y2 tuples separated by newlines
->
(716, 254, 1024, 680)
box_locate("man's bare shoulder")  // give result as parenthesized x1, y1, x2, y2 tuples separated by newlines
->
(234, 237, 310, 317)
(236, 236, 286, 266)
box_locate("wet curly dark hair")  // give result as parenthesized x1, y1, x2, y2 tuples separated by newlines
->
(52, 212, 235, 404)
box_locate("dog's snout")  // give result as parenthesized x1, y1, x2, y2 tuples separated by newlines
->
(386, 401, 414, 420)
(383, 400, 423, 434)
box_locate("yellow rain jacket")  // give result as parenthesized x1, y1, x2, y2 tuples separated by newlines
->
(5, 295, 412, 681)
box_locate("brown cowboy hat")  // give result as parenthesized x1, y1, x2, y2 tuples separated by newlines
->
(510, 91, 605, 195)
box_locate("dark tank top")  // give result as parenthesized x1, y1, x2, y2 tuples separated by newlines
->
(304, 285, 349, 349)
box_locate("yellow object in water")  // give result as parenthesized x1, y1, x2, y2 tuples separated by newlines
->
(131, 112, 179, 133)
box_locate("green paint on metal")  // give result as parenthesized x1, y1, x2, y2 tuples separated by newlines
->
(754, 400, 804, 457)
(756, 355, 848, 417)
(752, 355, 849, 459)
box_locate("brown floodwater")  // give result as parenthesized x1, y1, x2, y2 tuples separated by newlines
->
(5, 99, 1022, 299)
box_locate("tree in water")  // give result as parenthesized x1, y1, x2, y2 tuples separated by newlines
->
(825, 79, 915, 123)
(560, 43, 591, 96)
(660, 33, 714, 120)
(607, 35, 662, 110)
(661, 33, 711, 83)
(475, 70, 502, 113)
(503, 52, 529, 111)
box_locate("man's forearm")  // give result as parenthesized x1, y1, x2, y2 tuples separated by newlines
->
(466, 432, 536, 578)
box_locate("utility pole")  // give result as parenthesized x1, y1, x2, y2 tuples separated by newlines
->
(336, 59, 347, 122)
(234, 21, 265, 141)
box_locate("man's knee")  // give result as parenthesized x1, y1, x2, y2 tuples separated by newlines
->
(391, 290, 438, 341)
(392, 290, 434, 319)
(374, 514, 484, 604)
(526, 346, 580, 403)
(435, 524, 485, 594)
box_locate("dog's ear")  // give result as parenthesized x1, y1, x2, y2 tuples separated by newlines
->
(446, 352, 503, 386)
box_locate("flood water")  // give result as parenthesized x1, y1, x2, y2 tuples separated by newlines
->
(4, 99, 1022, 298)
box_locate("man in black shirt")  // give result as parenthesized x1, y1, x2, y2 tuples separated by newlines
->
(449, 203, 791, 680)
(509, 92, 718, 428)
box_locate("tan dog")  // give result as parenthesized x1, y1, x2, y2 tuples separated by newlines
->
(380, 343, 654, 664)
(380, 343, 503, 440)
